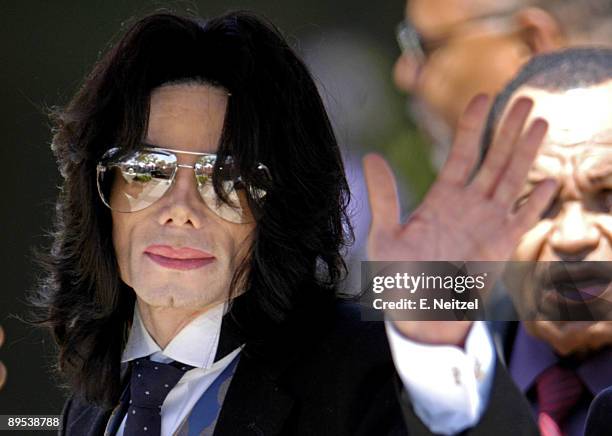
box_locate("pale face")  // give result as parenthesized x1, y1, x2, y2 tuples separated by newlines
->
(504, 81, 612, 323)
(112, 84, 254, 311)
(394, 0, 528, 134)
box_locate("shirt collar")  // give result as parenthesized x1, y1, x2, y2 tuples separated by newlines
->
(509, 324, 612, 396)
(121, 301, 226, 369)
(576, 347, 612, 396)
(509, 325, 557, 393)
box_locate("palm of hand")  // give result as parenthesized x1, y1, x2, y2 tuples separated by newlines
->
(363, 95, 557, 345)
(365, 95, 556, 264)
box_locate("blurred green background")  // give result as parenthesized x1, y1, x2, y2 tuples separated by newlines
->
(0, 0, 434, 417)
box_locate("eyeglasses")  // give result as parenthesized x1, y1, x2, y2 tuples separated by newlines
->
(396, 9, 516, 64)
(96, 146, 271, 224)
(396, 20, 428, 64)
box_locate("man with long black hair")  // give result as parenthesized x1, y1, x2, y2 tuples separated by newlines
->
(32, 11, 554, 436)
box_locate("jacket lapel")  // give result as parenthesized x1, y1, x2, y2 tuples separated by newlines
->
(211, 307, 302, 435)
(103, 365, 132, 436)
(65, 362, 132, 436)
(213, 349, 295, 435)
(65, 401, 114, 436)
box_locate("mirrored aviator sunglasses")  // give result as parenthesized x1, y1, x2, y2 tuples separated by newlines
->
(96, 146, 271, 224)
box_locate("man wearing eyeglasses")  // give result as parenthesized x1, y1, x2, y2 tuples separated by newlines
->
(394, 0, 612, 168)
(39, 10, 559, 436)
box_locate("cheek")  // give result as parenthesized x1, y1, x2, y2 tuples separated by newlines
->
(596, 215, 612, 242)
(111, 211, 135, 283)
(421, 38, 525, 127)
(226, 223, 255, 264)
(420, 48, 485, 127)
(419, 54, 461, 124)
(393, 54, 420, 93)
(512, 220, 554, 261)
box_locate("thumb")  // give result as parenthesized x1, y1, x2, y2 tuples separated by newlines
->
(363, 153, 401, 231)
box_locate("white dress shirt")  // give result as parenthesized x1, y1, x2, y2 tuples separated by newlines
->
(386, 320, 496, 435)
(112, 302, 241, 436)
(111, 302, 495, 436)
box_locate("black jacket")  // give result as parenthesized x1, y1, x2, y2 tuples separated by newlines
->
(59, 300, 538, 436)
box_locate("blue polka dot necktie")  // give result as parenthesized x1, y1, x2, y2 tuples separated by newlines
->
(124, 356, 194, 435)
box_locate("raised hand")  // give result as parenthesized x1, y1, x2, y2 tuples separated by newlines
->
(364, 95, 558, 345)
(365, 94, 557, 264)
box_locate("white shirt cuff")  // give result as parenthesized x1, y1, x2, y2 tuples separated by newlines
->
(385, 321, 496, 435)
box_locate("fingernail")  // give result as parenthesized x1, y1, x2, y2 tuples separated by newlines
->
(516, 96, 534, 109)
(531, 118, 549, 134)
(472, 93, 490, 107)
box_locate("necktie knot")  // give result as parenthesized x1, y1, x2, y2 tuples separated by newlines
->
(124, 357, 195, 435)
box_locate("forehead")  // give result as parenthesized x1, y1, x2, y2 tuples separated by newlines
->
(146, 84, 228, 154)
(505, 81, 612, 147)
(407, 0, 518, 34)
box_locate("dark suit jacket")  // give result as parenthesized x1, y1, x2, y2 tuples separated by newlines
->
(59, 300, 538, 436)
(585, 386, 612, 436)
(488, 314, 612, 435)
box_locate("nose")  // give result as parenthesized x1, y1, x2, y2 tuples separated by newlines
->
(393, 52, 420, 93)
(156, 167, 205, 228)
(549, 201, 600, 256)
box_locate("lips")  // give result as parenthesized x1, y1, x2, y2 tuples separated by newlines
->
(145, 245, 213, 259)
(537, 262, 612, 303)
(144, 245, 215, 271)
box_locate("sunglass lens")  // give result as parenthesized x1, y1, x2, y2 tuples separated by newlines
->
(195, 156, 271, 224)
(97, 149, 176, 212)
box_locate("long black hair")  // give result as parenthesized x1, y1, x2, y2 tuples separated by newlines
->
(29, 10, 353, 408)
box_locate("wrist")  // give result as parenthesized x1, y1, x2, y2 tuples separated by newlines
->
(392, 320, 473, 348)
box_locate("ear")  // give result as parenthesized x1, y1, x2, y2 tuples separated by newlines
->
(514, 7, 565, 54)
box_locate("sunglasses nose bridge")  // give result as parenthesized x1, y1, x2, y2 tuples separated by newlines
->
(171, 163, 202, 194)
(176, 163, 204, 188)
(157, 165, 213, 222)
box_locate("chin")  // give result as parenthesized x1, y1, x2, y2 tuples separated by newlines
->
(135, 285, 225, 309)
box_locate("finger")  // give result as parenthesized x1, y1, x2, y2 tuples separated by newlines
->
(438, 94, 490, 185)
(0, 325, 3, 347)
(511, 178, 558, 237)
(470, 97, 534, 194)
(493, 118, 549, 206)
(363, 154, 401, 230)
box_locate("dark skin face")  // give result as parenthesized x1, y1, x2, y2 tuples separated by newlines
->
(502, 81, 612, 356)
